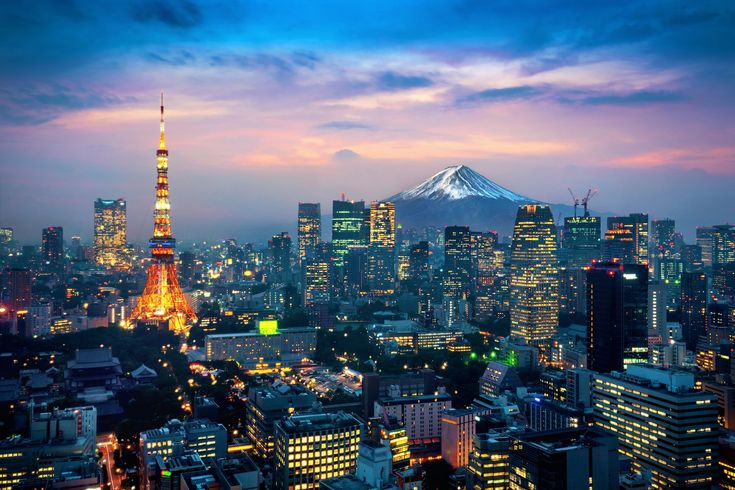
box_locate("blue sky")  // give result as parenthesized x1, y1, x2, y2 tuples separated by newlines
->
(1, 0, 734, 242)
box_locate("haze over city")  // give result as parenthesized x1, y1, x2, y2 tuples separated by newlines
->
(2, 1, 735, 242)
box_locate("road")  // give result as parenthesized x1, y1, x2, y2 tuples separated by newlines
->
(97, 434, 122, 490)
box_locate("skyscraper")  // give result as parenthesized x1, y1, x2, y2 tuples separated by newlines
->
(680, 272, 707, 350)
(443, 226, 472, 300)
(407, 241, 430, 286)
(509, 205, 559, 344)
(367, 201, 396, 296)
(712, 224, 735, 265)
(369, 201, 396, 247)
(303, 242, 331, 306)
(331, 200, 366, 268)
(130, 95, 197, 333)
(269, 232, 292, 284)
(1, 268, 32, 310)
(651, 218, 676, 260)
(602, 225, 634, 263)
(41, 226, 63, 271)
(586, 262, 648, 373)
(605, 213, 648, 265)
(297, 202, 321, 264)
(562, 215, 601, 268)
(648, 281, 667, 339)
(697, 226, 715, 268)
(93, 198, 127, 269)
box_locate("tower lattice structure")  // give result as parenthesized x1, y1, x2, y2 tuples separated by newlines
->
(130, 94, 197, 334)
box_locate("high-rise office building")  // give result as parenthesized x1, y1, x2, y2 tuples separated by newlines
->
(93, 198, 127, 269)
(407, 241, 430, 287)
(473, 231, 497, 289)
(245, 381, 317, 459)
(605, 213, 648, 265)
(443, 226, 472, 300)
(508, 428, 619, 490)
(682, 244, 703, 272)
(366, 201, 396, 296)
(648, 281, 667, 339)
(441, 409, 476, 469)
(651, 218, 676, 259)
(369, 201, 395, 248)
(713, 224, 735, 265)
(297, 202, 321, 264)
(273, 412, 362, 490)
(41, 226, 63, 271)
(680, 272, 708, 350)
(562, 215, 601, 268)
(1, 268, 32, 310)
(656, 256, 684, 307)
(179, 251, 196, 287)
(367, 244, 395, 296)
(468, 431, 512, 490)
(303, 242, 331, 306)
(375, 392, 452, 442)
(697, 226, 715, 268)
(713, 263, 735, 299)
(331, 200, 366, 268)
(587, 262, 648, 373)
(344, 245, 368, 295)
(592, 365, 718, 489)
(509, 205, 559, 344)
(602, 225, 634, 263)
(269, 232, 292, 284)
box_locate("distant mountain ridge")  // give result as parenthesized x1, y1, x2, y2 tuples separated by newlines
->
(387, 164, 573, 236)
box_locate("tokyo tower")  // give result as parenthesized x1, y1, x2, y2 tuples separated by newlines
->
(130, 94, 197, 334)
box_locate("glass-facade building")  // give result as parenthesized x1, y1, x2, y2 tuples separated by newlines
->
(509, 205, 559, 344)
(94, 198, 127, 268)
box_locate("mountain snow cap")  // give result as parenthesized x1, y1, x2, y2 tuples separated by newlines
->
(390, 164, 530, 202)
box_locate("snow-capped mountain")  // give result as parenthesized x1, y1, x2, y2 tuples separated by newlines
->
(387, 164, 554, 235)
(389, 165, 532, 202)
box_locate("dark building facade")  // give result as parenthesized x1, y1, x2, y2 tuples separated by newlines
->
(587, 262, 648, 373)
(680, 272, 708, 350)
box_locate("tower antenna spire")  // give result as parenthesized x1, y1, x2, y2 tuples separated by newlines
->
(159, 91, 166, 150)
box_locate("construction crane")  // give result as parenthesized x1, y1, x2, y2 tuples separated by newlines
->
(568, 188, 580, 218)
(581, 189, 598, 217)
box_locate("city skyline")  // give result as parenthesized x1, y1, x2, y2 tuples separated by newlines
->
(2, 1, 735, 242)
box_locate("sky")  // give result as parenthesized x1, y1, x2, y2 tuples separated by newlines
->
(1, 0, 734, 243)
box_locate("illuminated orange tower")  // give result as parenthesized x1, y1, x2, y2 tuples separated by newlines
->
(130, 94, 197, 334)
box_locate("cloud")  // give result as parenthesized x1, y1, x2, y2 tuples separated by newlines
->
(455, 86, 542, 106)
(318, 121, 373, 130)
(333, 149, 361, 160)
(145, 50, 196, 66)
(376, 71, 434, 91)
(575, 89, 686, 106)
(205, 52, 321, 81)
(0, 86, 136, 126)
(129, 0, 203, 28)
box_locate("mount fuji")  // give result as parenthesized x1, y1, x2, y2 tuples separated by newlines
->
(387, 165, 572, 235)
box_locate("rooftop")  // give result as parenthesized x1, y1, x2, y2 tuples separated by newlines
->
(277, 411, 362, 434)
